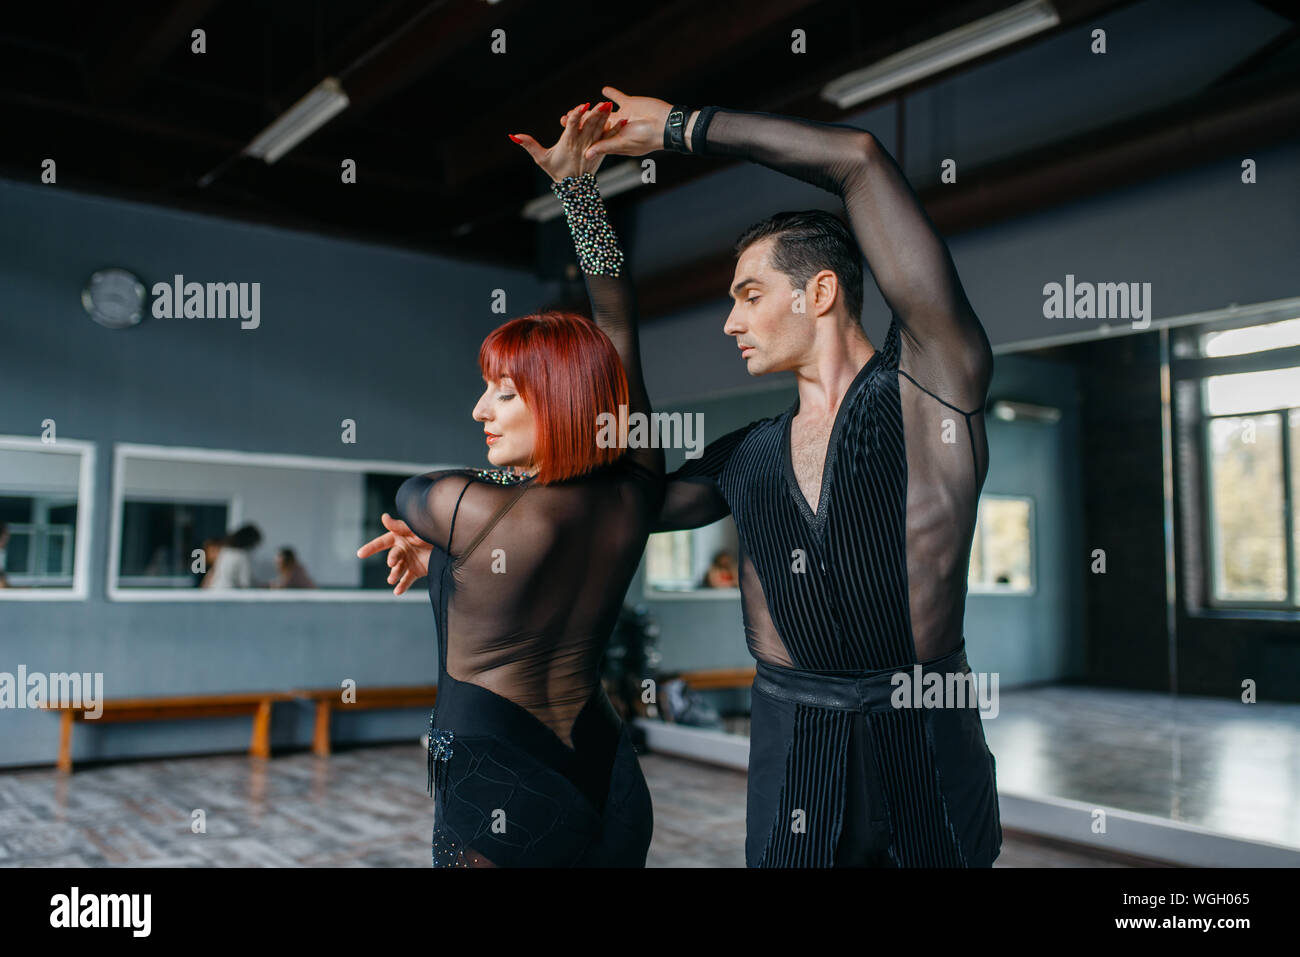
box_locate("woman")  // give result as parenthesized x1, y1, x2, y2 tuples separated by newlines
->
(357, 102, 663, 867)
(204, 523, 262, 590)
(270, 547, 314, 589)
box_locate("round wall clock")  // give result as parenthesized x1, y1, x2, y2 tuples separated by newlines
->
(81, 268, 146, 329)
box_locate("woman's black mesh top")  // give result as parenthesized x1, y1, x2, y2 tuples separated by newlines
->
(659, 106, 995, 673)
(395, 173, 665, 751)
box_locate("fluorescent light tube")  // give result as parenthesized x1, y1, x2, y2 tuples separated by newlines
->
(522, 160, 646, 221)
(990, 400, 1061, 424)
(242, 77, 350, 164)
(821, 0, 1060, 109)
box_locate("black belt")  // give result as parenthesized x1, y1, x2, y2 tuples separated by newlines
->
(753, 641, 970, 713)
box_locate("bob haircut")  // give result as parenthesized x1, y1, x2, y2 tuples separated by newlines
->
(478, 311, 629, 485)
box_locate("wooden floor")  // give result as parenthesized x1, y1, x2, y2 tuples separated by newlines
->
(978, 685, 1300, 848)
(0, 742, 1142, 867)
(711, 683, 1300, 853)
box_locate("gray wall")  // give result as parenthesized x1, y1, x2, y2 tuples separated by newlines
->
(0, 178, 550, 767)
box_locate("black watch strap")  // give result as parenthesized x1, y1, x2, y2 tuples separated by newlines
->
(663, 105, 692, 153)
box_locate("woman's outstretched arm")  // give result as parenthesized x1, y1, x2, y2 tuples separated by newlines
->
(512, 102, 664, 480)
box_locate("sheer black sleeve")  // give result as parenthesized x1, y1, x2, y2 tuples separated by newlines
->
(687, 107, 993, 412)
(552, 171, 664, 482)
(395, 469, 475, 552)
(655, 420, 762, 531)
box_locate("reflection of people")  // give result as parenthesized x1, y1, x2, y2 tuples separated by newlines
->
(205, 524, 262, 590)
(357, 102, 662, 867)
(701, 550, 738, 588)
(0, 521, 9, 588)
(271, 547, 315, 589)
(198, 538, 222, 588)
(590, 90, 999, 867)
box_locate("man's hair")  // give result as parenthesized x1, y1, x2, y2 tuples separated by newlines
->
(734, 210, 864, 322)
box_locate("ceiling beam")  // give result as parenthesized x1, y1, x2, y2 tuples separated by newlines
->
(334, 0, 540, 122)
(90, 0, 222, 104)
(439, 0, 824, 189)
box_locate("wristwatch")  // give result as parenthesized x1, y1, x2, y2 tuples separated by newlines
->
(663, 105, 692, 153)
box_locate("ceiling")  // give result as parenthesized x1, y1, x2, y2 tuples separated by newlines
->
(2, 0, 1297, 300)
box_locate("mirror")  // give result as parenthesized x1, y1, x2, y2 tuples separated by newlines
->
(108, 444, 455, 600)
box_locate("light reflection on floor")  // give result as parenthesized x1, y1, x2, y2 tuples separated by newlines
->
(977, 686, 1300, 849)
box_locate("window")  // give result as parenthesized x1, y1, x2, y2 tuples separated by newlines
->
(0, 436, 95, 600)
(968, 495, 1034, 593)
(0, 496, 78, 586)
(1193, 317, 1300, 609)
(646, 530, 695, 591)
(644, 517, 741, 597)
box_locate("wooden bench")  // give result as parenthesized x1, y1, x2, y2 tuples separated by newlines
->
(41, 685, 439, 772)
(41, 691, 301, 772)
(670, 667, 757, 691)
(303, 685, 438, 757)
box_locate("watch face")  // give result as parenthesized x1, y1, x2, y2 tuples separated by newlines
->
(82, 268, 146, 329)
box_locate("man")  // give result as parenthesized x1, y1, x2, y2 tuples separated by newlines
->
(581, 87, 1001, 867)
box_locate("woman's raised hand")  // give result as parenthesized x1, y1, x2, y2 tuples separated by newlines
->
(509, 100, 628, 183)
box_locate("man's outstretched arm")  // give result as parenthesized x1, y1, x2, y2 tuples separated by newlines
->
(653, 419, 764, 531)
(587, 87, 993, 411)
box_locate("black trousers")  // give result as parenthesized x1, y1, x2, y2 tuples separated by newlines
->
(746, 640, 1002, 868)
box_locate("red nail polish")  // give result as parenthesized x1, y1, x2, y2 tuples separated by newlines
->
(600, 101, 613, 112)
(619, 117, 628, 127)
(508, 133, 521, 143)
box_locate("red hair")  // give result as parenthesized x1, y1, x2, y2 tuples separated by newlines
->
(478, 311, 629, 484)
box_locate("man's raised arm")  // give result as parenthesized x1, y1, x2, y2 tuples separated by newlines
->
(588, 88, 993, 411)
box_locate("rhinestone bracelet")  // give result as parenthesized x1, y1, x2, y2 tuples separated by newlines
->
(551, 170, 625, 278)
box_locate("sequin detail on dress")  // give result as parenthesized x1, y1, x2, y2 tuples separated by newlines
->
(426, 711, 454, 796)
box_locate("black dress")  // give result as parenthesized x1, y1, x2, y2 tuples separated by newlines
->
(659, 107, 1002, 867)
(396, 172, 664, 867)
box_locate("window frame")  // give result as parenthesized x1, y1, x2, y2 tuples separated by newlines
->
(1198, 406, 1297, 611)
(107, 442, 457, 602)
(1176, 322, 1300, 613)
(0, 435, 96, 602)
(966, 492, 1038, 597)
